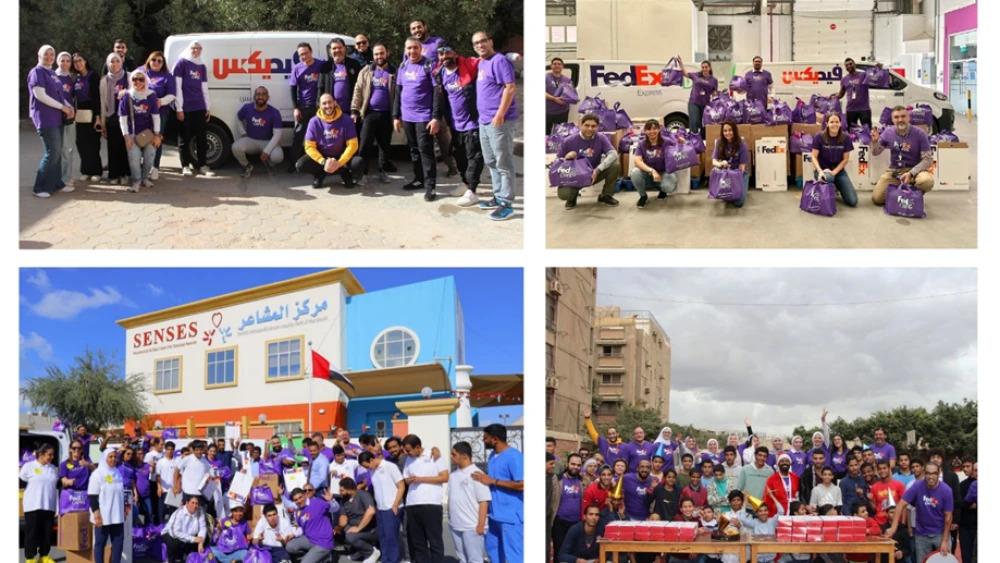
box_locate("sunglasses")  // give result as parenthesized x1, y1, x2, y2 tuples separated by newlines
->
(132, 78, 146, 83)
(356, 41, 368, 45)
(151, 58, 164, 63)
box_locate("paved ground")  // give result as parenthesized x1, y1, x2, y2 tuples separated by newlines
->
(546, 118, 977, 249)
(19, 124, 523, 250)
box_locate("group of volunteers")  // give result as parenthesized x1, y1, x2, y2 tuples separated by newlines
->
(20, 422, 524, 563)
(27, 20, 519, 221)
(545, 55, 935, 212)
(545, 409, 977, 563)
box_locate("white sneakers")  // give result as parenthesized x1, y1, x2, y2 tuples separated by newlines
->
(33, 191, 51, 198)
(150, 167, 159, 180)
(456, 189, 479, 207)
(182, 166, 194, 176)
(128, 182, 141, 193)
(58, 185, 75, 193)
(142, 179, 154, 188)
(362, 547, 381, 563)
(199, 166, 216, 177)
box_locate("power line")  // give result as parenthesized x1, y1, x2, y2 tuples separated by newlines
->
(596, 289, 977, 308)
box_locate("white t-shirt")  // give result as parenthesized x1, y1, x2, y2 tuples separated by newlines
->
(179, 454, 211, 495)
(88, 466, 125, 525)
(809, 483, 843, 508)
(370, 461, 404, 511)
(252, 512, 301, 547)
(144, 449, 163, 467)
(156, 455, 178, 490)
(447, 464, 492, 531)
(328, 458, 359, 495)
(402, 451, 449, 506)
(19, 461, 59, 512)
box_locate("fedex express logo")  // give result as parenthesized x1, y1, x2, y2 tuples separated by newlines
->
(213, 50, 296, 80)
(781, 66, 844, 85)
(590, 65, 673, 88)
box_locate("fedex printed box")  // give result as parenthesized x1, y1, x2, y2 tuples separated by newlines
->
(755, 137, 789, 191)
(932, 142, 971, 190)
(57, 511, 93, 551)
(867, 142, 890, 190)
(750, 123, 790, 168)
(845, 144, 876, 192)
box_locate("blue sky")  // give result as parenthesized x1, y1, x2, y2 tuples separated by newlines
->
(19, 268, 523, 424)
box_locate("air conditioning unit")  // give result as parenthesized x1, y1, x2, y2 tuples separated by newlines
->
(548, 280, 563, 295)
(546, 376, 560, 389)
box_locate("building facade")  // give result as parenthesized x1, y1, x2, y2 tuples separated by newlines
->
(593, 307, 671, 427)
(545, 268, 596, 450)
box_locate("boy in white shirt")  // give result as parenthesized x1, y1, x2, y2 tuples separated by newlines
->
(448, 441, 492, 563)
(401, 433, 450, 562)
(359, 450, 405, 563)
(327, 444, 359, 500)
(252, 502, 300, 563)
(156, 441, 181, 522)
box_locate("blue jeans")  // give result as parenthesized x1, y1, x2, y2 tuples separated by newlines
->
(479, 121, 516, 207)
(61, 123, 76, 184)
(629, 168, 678, 197)
(34, 126, 64, 194)
(140, 495, 157, 525)
(485, 518, 523, 563)
(688, 102, 704, 135)
(821, 170, 858, 207)
(376, 508, 402, 563)
(127, 140, 157, 183)
(94, 523, 125, 563)
(210, 547, 249, 562)
(729, 171, 750, 208)
(266, 545, 292, 563)
(914, 533, 948, 563)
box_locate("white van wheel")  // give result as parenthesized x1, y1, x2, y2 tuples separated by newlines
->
(663, 113, 689, 131)
(187, 122, 232, 169)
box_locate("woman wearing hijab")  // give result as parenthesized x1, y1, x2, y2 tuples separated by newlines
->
(28, 45, 75, 197)
(652, 426, 681, 472)
(172, 41, 214, 177)
(140, 50, 176, 179)
(71, 52, 103, 182)
(580, 457, 599, 488)
(89, 447, 127, 563)
(20, 443, 59, 563)
(118, 68, 161, 192)
(54, 51, 78, 189)
(701, 439, 723, 466)
(100, 53, 130, 185)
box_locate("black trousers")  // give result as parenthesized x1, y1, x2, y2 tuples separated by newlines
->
(296, 155, 364, 184)
(164, 534, 199, 563)
(345, 527, 378, 557)
(76, 120, 103, 176)
(179, 109, 208, 168)
(105, 116, 130, 180)
(406, 504, 444, 563)
(24, 509, 55, 558)
(402, 120, 436, 190)
(551, 516, 575, 558)
(290, 105, 317, 169)
(846, 109, 873, 128)
(453, 128, 485, 190)
(547, 111, 569, 136)
(959, 526, 977, 563)
(359, 110, 393, 172)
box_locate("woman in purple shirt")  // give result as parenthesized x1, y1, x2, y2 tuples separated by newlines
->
(809, 112, 858, 207)
(829, 435, 850, 480)
(676, 56, 718, 135)
(71, 53, 103, 182)
(629, 119, 679, 208)
(172, 41, 214, 177)
(58, 440, 93, 491)
(55, 52, 77, 189)
(711, 121, 750, 208)
(28, 45, 75, 197)
(139, 50, 176, 179)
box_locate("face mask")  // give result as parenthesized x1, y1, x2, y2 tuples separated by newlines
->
(272, 446, 282, 453)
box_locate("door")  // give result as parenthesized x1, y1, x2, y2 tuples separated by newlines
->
(792, 1, 874, 62)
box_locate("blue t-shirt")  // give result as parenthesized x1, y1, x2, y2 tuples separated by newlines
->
(487, 447, 523, 524)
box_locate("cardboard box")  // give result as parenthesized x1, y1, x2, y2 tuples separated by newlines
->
(750, 123, 790, 167)
(791, 123, 822, 185)
(57, 511, 93, 551)
(250, 504, 265, 530)
(674, 167, 691, 194)
(19, 489, 24, 519)
(932, 141, 971, 190)
(845, 144, 876, 192)
(703, 124, 722, 170)
(255, 474, 281, 498)
(755, 137, 789, 191)
(63, 550, 93, 563)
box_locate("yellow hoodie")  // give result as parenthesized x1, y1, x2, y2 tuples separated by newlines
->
(304, 103, 359, 166)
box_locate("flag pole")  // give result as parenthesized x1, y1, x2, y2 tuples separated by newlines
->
(308, 341, 313, 434)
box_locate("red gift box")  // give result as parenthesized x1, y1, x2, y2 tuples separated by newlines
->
(777, 530, 793, 542)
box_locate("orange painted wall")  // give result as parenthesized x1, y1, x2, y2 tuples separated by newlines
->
(132, 401, 348, 437)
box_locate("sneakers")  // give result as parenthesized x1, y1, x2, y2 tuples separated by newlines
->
(363, 547, 381, 563)
(78, 175, 90, 182)
(40, 556, 57, 563)
(128, 182, 141, 193)
(198, 166, 216, 177)
(598, 194, 620, 207)
(657, 190, 668, 199)
(478, 198, 499, 210)
(312, 177, 325, 189)
(89, 175, 101, 182)
(58, 185, 75, 193)
(564, 198, 577, 210)
(637, 195, 648, 208)
(456, 189, 479, 207)
(142, 179, 154, 188)
(377, 170, 389, 183)
(34, 191, 51, 198)
(241, 164, 253, 178)
(402, 179, 423, 190)
(489, 205, 515, 221)
(182, 166, 194, 176)
(383, 161, 398, 173)
(424, 189, 437, 202)
(150, 167, 159, 181)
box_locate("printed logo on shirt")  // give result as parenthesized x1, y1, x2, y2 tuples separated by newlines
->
(920, 494, 940, 509)
(251, 116, 269, 128)
(404, 70, 419, 81)
(133, 101, 151, 115)
(580, 147, 595, 158)
(67, 463, 75, 469)
(372, 75, 389, 88)
(188, 69, 202, 80)
(563, 483, 580, 495)
(304, 72, 319, 83)
(445, 80, 462, 93)
(333, 68, 347, 80)
(34, 467, 42, 474)
(105, 475, 114, 483)
(323, 127, 341, 140)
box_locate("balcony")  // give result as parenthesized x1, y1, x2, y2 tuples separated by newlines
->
(597, 383, 625, 400)
(595, 356, 625, 372)
(596, 327, 626, 345)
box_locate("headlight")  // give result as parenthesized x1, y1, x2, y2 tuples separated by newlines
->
(934, 92, 948, 101)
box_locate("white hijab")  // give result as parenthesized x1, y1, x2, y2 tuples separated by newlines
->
(55, 51, 72, 77)
(89, 446, 125, 525)
(128, 68, 151, 99)
(37, 44, 55, 68)
(653, 426, 674, 446)
(178, 40, 203, 66)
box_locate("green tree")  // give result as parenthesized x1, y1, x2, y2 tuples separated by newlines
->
(21, 350, 148, 432)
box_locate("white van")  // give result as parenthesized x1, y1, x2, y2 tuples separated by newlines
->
(555, 59, 955, 132)
(164, 32, 355, 168)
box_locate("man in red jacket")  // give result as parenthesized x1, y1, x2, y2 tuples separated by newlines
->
(764, 453, 800, 517)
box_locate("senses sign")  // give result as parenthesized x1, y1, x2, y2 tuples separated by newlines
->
(133, 322, 199, 348)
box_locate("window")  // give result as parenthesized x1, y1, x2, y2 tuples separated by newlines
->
(154, 357, 181, 393)
(205, 426, 226, 440)
(371, 327, 419, 368)
(546, 344, 555, 376)
(600, 345, 622, 357)
(267, 337, 303, 379)
(546, 294, 557, 331)
(206, 347, 236, 387)
(274, 421, 302, 435)
(601, 373, 622, 385)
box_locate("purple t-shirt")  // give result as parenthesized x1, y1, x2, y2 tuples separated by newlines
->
(118, 92, 159, 135)
(555, 475, 583, 521)
(136, 464, 153, 498)
(869, 442, 897, 464)
(815, 133, 854, 170)
(305, 112, 357, 159)
(28, 66, 65, 129)
(327, 61, 352, 111)
(172, 58, 208, 112)
(713, 139, 750, 169)
(56, 74, 74, 105)
(654, 440, 680, 471)
(421, 36, 445, 60)
(546, 73, 573, 115)
(788, 451, 808, 477)
(288, 58, 325, 108)
(237, 103, 282, 141)
(398, 58, 435, 122)
(598, 437, 627, 469)
(476, 53, 517, 124)
(744, 70, 772, 104)
(636, 137, 667, 173)
(878, 126, 931, 169)
(624, 441, 653, 473)
(558, 133, 614, 169)
(439, 67, 477, 132)
(142, 67, 175, 115)
(368, 66, 392, 112)
(216, 518, 251, 553)
(701, 451, 723, 467)
(902, 479, 954, 536)
(294, 497, 336, 550)
(73, 71, 94, 105)
(840, 70, 870, 112)
(686, 72, 718, 107)
(58, 459, 90, 491)
(829, 448, 849, 475)
(622, 472, 653, 520)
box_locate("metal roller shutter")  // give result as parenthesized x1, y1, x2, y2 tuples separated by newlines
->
(792, 0, 874, 62)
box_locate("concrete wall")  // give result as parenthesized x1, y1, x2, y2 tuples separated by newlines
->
(546, 268, 597, 440)
(577, 0, 696, 60)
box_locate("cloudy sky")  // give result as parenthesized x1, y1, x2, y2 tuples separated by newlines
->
(596, 268, 977, 436)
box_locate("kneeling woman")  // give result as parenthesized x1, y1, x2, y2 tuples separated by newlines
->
(629, 119, 678, 208)
(809, 113, 859, 207)
(711, 121, 749, 208)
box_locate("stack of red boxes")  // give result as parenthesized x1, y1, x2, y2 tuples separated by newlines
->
(604, 521, 699, 542)
(775, 516, 867, 542)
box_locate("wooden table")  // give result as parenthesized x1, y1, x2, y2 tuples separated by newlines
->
(748, 536, 896, 560)
(598, 537, 745, 560)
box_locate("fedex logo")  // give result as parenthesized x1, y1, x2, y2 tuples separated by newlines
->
(590, 65, 664, 87)
(324, 128, 340, 140)
(251, 116, 269, 128)
(759, 146, 786, 154)
(896, 195, 914, 210)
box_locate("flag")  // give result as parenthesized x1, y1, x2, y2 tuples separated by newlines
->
(311, 350, 355, 391)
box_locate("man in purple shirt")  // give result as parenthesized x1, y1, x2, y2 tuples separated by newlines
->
(622, 459, 654, 520)
(621, 427, 653, 472)
(868, 428, 897, 469)
(285, 486, 339, 562)
(393, 36, 442, 201)
(546, 57, 577, 135)
(743, 56, 772, 107)
(887, 462, 954, 561)
(871, 105, 935, 205)
(834, 57, 879, 127)
(435, 44, 485, 209)
(550, 453, 583, 556)
(351, 43, 396, 183)
(556, 114, 620, 210)
(472, 31, 519, 221)
(321, 38, 362, 118)
(233, 86, 284, 177)
(405, 19, 458, 178)
(288, 42, 325, 172)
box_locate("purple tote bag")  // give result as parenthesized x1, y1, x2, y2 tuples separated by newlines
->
(885, 183, 926, 218)
(800, 180, 838, 217)
(548, 158, 594, 188)
(663, 144, 700, 173)
(708, 168, 744, 202)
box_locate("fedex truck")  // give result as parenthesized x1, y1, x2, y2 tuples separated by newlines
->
(164, 32, 355, 169)
(556, 60, 955, 132)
